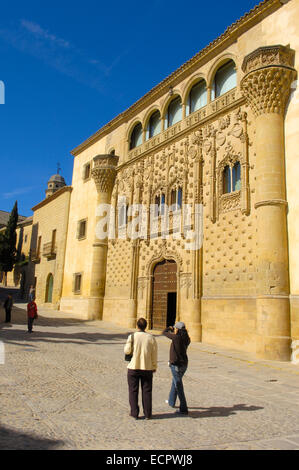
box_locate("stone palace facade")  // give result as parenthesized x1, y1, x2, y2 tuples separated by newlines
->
(3, 0, 299, 362)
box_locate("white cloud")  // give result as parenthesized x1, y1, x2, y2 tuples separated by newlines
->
(20, 19, 70, 49)
(3, 186, 35, 199)
(0, 19, 127, 95)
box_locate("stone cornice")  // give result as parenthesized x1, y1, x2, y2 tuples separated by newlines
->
(17, 216, 33, 227)
(254, 199, 288, 209)
(70, 0, 284, 157)
(31, 186, 73, 212)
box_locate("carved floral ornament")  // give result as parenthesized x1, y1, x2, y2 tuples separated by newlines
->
(145, 246, 183, 276)
(241, 45, 297, 117)
(152, 185, 167, 199)
(184, 131, 202, 161)
(180, 273, 192, 289)
(241, 45, 295, 74)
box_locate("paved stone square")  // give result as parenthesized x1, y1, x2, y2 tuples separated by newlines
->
(1, 294, 299, 450)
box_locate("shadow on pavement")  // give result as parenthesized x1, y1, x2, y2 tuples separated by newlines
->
(0, 287, 161, 347)
(0, 304, 134, 348)
(152, 403, 264, 420)
(0, 424, 64, 450)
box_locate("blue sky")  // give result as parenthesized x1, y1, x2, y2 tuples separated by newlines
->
(0, 0, 259, 217)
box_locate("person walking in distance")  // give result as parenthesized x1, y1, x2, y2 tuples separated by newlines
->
(124, 317, 158, 420)
(4, 294, 13, 323)
(27, 299, 38, 333)
(163, 321, 191, 415)
(28, 285, 35, 302)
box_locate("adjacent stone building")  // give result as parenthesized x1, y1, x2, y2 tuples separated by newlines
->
(1, 175, 72, 305)
(29, 175, 72, 308)
(2, 0, 299, 362)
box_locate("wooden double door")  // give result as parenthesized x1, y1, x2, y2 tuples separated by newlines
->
(151, 259, 177, 330)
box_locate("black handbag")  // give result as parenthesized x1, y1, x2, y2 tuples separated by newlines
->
(125, 333, 134, 361)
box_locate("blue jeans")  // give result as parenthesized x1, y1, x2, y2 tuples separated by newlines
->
(168, 364, 188, 413)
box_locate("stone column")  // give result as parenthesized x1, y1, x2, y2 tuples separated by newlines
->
(207, 86, 212, 104)
(241, 45, 297, 361)
(128, 240, 140, 328)
(189, 135, 203, 343)
(209, 130, 217, 223)
(90, 154, 119, 319)
(128, 178, 143, 329)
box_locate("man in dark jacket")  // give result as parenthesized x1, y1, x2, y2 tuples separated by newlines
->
(162, 321, 191, 415)
(4, 294, 13, 323)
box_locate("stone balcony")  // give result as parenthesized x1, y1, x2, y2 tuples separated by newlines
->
(42, 242, 57, 259)
(30, 250, 41, 263)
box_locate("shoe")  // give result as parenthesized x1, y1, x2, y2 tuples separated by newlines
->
(165, 400, 175, 408)
(175, 410, 188, 415)
(129, 414, 139, 420)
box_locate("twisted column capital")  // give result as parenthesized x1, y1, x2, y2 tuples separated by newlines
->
(241, 45, 297, 117)
(91, 154, 119, 195)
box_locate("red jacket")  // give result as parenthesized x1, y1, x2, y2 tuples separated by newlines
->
(27, 301, 37, 319)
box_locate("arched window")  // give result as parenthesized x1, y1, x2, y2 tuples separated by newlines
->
(154, 193, 165, 216)
(223, 162, 241, 194)
(154, 195, 160, 217)
(167, 96, 182, 128)
(171, 189, 176, 206)
(147, 110, 161, 140)
(232, 162, 241, 191)
(160, 193, 165, 215)
(118, 198, 128, 228)
(170, 187, 183, 210)
(223, 166, 232, 194)
(177, 187, 182, 209)
(212, 60, 237, 100)
(129, 123, 143, 150)
(187, 80, 207, 115)
(109, 149, 115, 156)
(122, 205, 129, 226)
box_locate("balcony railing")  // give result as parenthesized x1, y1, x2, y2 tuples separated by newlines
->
(30, 250, 41, 263)
(42, 242, 57, 259)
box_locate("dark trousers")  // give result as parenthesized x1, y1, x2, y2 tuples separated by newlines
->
(5, 308, 11, 323)
(28, 317, 34, 332)
(127, 369, 153, 419)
